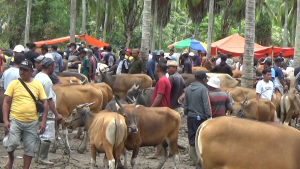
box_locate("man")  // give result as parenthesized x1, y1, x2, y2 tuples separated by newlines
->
(258, 58, 265, 69)
(79, 49, 91, 80)
(92, 46, 99, 59)
(193, 51, 199, 67)
(189, 52, 195, 67)
(100, 46, 107, 61)
(158, 50, 167, 64)
(8, 45, 25, 67)
(211, 54, 233, 76)
(33, 55, 61, 84)
(265, 53, 271, 62)
(278, 52, 284, 62)
(207, 77, 232, 117)
(3, 60, 48, 169)
(236, 55, 243, 71)
(51, 45, 63, 73)
(256, 68, 274, 101)
(226, 53, 234, 66)
(67, 43, 81, 73)
(147, 50, 158, 84)
(274, 57, 286, 94)
(34, 58, 62, 165)
(116, 50, 129, 74)
(103, 46, 116, 68)
(184, 71, 212, 166)
(167, 60, 186, 114)
(125, 49, 133, 61)
(63, 43, 71, 59)
(129, 49, 145, 74)
(169, 49, 174, 57)
(288, 55, 294, 67)
(2, 53, 25, 90)
(182, 53, 192, 74)
(87, 49, 97, 83)
(24, 42, 39, 67)
(263, 60, 276, 89)
(70, 43, 79, 56)
(41, 44, 48, 55)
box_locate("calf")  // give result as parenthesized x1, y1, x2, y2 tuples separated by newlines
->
(231, 98, 275, 122)
(195, 116, 300, 168)
(115, 98, 181, 169)
(280, 93, 300, 126)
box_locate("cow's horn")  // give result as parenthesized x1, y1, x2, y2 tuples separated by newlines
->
(133, 80, 137, 87)
(127, 96, 134, 103)
(80, 78, 86, 85)
(114, 94, 123, 108)
(86, 102, 95, 107)
(241, 97, 248, 105)
(134, 91, 142, 106)
(69, 77, 74, 84)
(77, 103, 88, 108)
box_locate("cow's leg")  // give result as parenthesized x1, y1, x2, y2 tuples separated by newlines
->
(50, 121, 59, 153)
(114, 144, 124, 169)
(90, 143, 96, 169)
(74, 127, 83, 139)
(156, 143, 168, 169)
(167, 138, 180, 168)
(103, 141, 115, 169)
(284, 109, 294, 126)
(62, 127, 71, 154)
(130, 146, 140, 169)
(121, 148, 127, 169)
(77, 131, 89, 154)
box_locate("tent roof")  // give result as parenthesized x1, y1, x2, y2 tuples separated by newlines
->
(34, 35, 109, 48)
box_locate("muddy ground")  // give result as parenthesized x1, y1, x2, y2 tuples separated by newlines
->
(0, 117, 195, 169)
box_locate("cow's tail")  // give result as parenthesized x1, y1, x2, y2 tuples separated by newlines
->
(98, 88, 104, 110)
(112, 113, 120, 160)
(280, 95, 286, 124)
(195, 123, 205, 165)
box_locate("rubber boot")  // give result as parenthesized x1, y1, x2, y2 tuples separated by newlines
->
(34, 141, 41, 163)
(38, 141, 54, 165)
(189, 146, 198, 166)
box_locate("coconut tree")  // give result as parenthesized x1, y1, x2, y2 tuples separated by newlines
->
(242, 0, 255, 88)
(141, 0, 151, 70)
(206, 0, 214, 59)
(157, 0, 171, 49)
(103, 0, 109, 42)
(81, 0, 86, 34)
(293, 0, 300, 67)
(96, 0, 101, 39)
(24, 0, 32, 45)
(282, 0, 289, 46)
(150, 0, 157, 51)
(70, 0, 76, 43)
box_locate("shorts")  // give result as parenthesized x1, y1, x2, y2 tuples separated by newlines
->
(3, 119, 39, 157)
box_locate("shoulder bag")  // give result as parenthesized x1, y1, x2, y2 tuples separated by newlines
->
(18, 78, 44, 112)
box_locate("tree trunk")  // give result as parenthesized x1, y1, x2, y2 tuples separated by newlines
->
(159, 19, 162, 50)
(70, 0, 76, 43)
(206, 0, 214, 59)
(151, 0, 157, 51)
(238, 21, 242, 35)
(294, 0, 298, 44)
(283, 0, 289, 47)
(24, 0, 32, 45)
(141, 0, 151, 72)
(81, 0, 86, 34)
(103, 0, 109, 42)
(96, 0, 101, 39)
(294, 0, 300, 67)
(241, 0, 255, 88)
(124, 31, 132, 49)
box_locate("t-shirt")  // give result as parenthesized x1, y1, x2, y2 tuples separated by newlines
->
(129, 57, 145, 74)
(116, 59, 129, 74)
(104, 53, 116, 68)
(81, 57, 90, 78)
(256, 80, 274, 100)
(125, 55, 133, 61)
(32, 70, 60, 84)
(89, 57, 95, 81)
(3, 67, 19, 90)
(24, 51, 39, 67)
(209, 88, 232, 117)
(51, 52, 64, 73)
(151, 76, 171, 107)
(183, 60, 192, 74)
(168, 72, 186, 109)
(5, 79, 47, 122)
(236, 62, 243, 71)
(273, 66, 284, 87)
(34, 72, 56, 118)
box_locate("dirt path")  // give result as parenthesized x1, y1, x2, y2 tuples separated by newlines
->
(0, 118, 195, 169)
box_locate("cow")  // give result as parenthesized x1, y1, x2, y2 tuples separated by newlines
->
(230, 97, 275, 122)
(195, 116, 300, 169)
(58, 76, 85, 85)
(56, 72, 88, 84)
(125, 86, 155, 107)
(280, 93, 300, 126)
(51, 84, 111, 154)
(115, 98, 180, 169)
(65, 103, 127, 169)
(201, 57, 213, 71)
(192, 67, 208, 74)
(226, 87, 256, 102)
(232, 70, 242, 78)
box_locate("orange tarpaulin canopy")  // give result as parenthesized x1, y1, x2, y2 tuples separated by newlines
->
(34, 35, 109, 48)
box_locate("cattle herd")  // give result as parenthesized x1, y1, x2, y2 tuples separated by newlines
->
(0, 55, 300, 169)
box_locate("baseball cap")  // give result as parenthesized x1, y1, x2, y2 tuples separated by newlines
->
(167, 60, 178, 67)
(207, 77, 220, 88)
(126, 49, 132, 53)
(166, 56, 177, 61)
(35, 54, 54, 62)
(13, 45, 25, 52)
(156, 51, 161, 56)
(19, 60, 33, 70)
(41, 57, 55, 68)
(195, 71, 207, 80)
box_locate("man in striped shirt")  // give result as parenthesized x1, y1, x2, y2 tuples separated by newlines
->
(207, 77, 232, 117)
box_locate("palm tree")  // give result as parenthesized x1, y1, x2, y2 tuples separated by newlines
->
(141, 0, 151, 70)
(70, 0, 76, 43)
(96, 0, 101, 39)
(103, 0, 109, 42)
(24, 0, 32, 45)
(150, 0, 157, 51)
(206, 0, 214, 59)
(293, 0, 300, 67)
(283, 0, 289, 46)
(81, 0, 86, 34)
(241, 0, 255, 88)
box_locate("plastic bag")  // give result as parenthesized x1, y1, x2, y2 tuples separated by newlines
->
(39, 120, 55, 142)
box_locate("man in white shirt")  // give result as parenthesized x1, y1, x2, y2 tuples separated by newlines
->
(116, 50, 129, 74)
(256, 68, 273, 101)
(236, 55, 243, 71)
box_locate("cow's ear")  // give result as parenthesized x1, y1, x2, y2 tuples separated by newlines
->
(115, 103, 120, 111)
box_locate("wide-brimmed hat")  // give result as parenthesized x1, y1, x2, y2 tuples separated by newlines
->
(207, 77, 220, 88)
(167, 60, 178, 67)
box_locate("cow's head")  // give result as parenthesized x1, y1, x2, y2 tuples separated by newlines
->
(69, 77, 86, 85)
(65, 102, 95, 129)
(230, 97, 248, 117)
(124, 81, 142, 103)
(96, 63, 110, 75)
(115, 92, 141, 133)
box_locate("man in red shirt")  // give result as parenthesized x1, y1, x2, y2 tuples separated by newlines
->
(151, 63, 171, 107)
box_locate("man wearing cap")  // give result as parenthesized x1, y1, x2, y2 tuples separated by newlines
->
(2, 53, 25, 90)
(211, 54, 233, 76)
(167, 60, 186, 114)
(188, 52, 195, 67)
(125, 49, 133, 61)
(184, 71, 212, 166)
(207, 77, 232, 118)
(274, 57, 286, 94)
(3, 60, 48, 169)
(34, 58, 62, 165)
(7, 45, 25, 67)
(51, 45, 64, 73)
(181, 53, 192, 74)
(25, 42, 39, 67)
(33, 55, 61, 84)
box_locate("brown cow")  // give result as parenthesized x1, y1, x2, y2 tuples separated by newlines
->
(201, 57, 213, 71)
(231, 97, 275, 122)
(280, 93, 300, 126)
(192, 67, 208, 74)
(58, 76, 85, 85)
(232, 70, 242, 78)
(195, 116, 300, 169)
(115, 99, 180, 169)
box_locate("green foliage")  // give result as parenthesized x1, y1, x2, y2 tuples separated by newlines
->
(255, 12, 272, 46)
